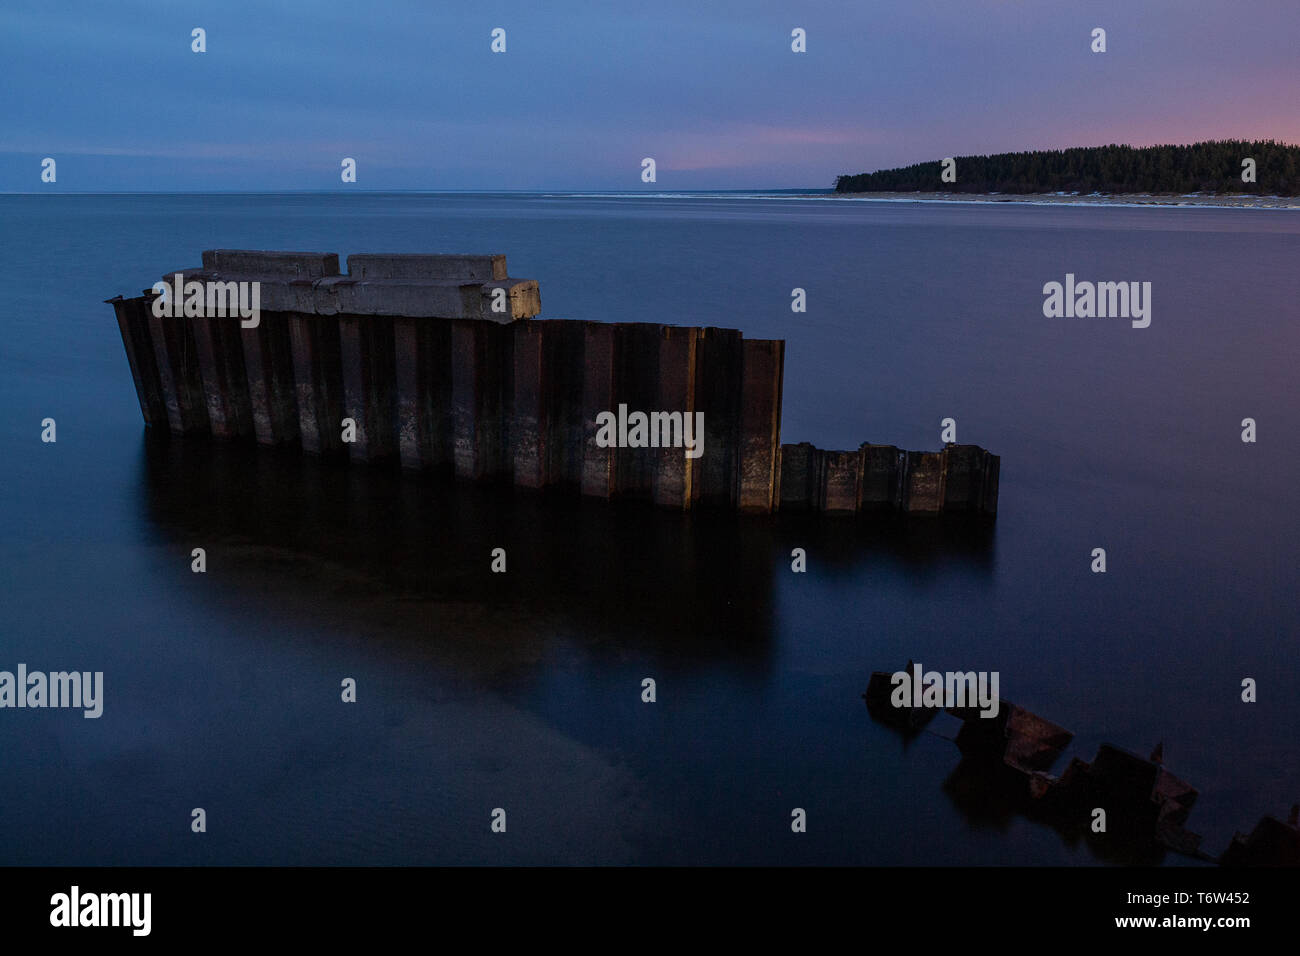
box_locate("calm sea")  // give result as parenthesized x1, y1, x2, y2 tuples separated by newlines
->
(1, 193, 1297, 864)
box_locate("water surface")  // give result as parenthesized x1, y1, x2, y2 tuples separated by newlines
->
(1, 194, 1296, 864)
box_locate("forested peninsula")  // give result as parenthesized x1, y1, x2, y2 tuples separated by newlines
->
(834, 141, 1300, 196)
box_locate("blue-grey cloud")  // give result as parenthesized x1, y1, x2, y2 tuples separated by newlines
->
(1, 0, 1295, 190)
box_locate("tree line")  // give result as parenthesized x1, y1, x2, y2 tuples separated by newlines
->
(834, 141, 1300, 195)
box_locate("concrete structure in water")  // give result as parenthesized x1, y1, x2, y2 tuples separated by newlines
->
(107, 249, 1000, 517)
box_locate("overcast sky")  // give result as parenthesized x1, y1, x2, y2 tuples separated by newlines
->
(2, 0, 1296, 190)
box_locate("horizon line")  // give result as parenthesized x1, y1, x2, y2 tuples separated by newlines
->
(0, 187, 831, 196)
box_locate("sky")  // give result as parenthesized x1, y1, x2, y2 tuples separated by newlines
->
(1, 0, 1297, 191)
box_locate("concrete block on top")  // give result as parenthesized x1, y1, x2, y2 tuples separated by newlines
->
(345, 253, 536, 323)
(480, 279, 541, 322)
(178, 251, 540, 322)
(346, 254, 507, 282)
(201, 250, 341, 278)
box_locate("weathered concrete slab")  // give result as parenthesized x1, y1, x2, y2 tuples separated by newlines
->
(318, 278, 539, 321)
(201, 250, 340, 278)
(168, 250, 539, 322)
(346, 254, 507, 281)
(480, 279, 542, 323)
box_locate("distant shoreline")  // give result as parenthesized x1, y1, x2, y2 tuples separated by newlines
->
(808, 191, 1300, 209)
(3, 190, 1297, 209)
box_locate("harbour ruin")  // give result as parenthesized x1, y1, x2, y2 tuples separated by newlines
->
(107, 250, 1000, 517)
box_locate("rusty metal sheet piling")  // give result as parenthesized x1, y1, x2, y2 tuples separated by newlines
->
(614, 322, 666, 502)
(241, 310, 301, 446)
(694, 327, 743, 508)
(393, 316, 453, 473)
(338, 313, 398, 464)
(288, 313, 344, 455)
(651, 325, 698, 510)
(511, 320, 549, 488)
(736, 338, 784, 513)
(146, 296, 210, 436)
(106, 248, 1000, 518)
(108, 295, 167, 428)
(191, 311, 254, 440)
(580, 322, 619, 499)
(903, 451, 946, 513)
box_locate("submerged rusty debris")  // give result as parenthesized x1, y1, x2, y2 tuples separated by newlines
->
(864, 664, 1299, 866)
